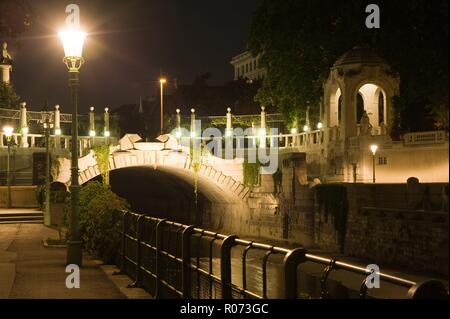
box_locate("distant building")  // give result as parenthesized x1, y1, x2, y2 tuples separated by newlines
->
(230, 51, 265, 82)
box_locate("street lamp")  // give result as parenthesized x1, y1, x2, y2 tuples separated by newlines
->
(3, 126, 13, 208)
(159, 78, 167, 135)
(370, 144, 378, 183)
(59, 27, 86, 266)
(40, 113, 52, 227)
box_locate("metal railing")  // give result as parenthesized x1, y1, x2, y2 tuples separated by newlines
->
(115, 210, 448, 299)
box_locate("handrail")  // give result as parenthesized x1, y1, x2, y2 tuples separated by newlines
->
(115, 210, 448, 299)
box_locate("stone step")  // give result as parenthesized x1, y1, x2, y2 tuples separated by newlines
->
(0, 212, 44, 224)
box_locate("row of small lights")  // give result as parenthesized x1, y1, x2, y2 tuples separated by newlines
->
(2, 125, 110, 138)
(290, 122, 323, 134)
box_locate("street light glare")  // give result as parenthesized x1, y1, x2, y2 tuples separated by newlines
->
(58, 29, 87, 58)
(370, 144, 378, 155)
(160, 78, 167, 84)
(3, 126, 14, 137)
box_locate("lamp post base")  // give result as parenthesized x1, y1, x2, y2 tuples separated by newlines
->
(66, 240, 83, 266)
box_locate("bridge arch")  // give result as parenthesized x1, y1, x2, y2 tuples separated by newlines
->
(56, 148, 251, 205)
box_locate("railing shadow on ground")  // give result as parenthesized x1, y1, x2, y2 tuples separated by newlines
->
(113, 210, 449, 299)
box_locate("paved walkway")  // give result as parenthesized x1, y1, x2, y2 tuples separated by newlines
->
(0, 223, 126, 299)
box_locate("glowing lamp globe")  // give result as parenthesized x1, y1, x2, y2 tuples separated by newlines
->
(59, 29, 87, 71)
(3, 126, 13, 137)
(59, 29, 87, 58)
(370, 144, 378, 155)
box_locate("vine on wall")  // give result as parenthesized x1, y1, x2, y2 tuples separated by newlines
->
(243, 158, 261, 187)
(93, 145, 111, 186)
(315, 184, 348, 252)
(50, 155, 61, 181)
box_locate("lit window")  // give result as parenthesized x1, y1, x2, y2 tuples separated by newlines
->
(378, 157, 388, 165)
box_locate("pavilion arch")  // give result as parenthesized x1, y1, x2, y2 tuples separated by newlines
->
(354, 82, 389, 129)
(329, 86, 343, 128)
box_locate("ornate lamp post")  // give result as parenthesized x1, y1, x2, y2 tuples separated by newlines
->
(2, 126, 13, 208)
(370, 144, 378, 183)
(59, 28, 87, 266)
(159, 78, 167, 135)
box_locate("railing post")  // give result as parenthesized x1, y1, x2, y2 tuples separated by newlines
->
(282, 248, 306, 299)
(129, 214, 144, 288)
(154, 218, 166, 299)
(114, 210, 128, 275)
(406, 280, 448, 299)
(181, 225, 194, 298)
(220, 235, 237, 299)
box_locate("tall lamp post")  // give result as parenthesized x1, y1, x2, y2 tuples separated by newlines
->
(41, 112, 51, 226)
(59, 28, 87, 266)
(159, 78, 167, 135)
(3, 126, 13, 208)
(370, 144, 378, 183)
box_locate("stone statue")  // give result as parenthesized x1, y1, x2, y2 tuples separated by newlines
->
(1, 42, 13, 64)
(359, 110, 372, 135)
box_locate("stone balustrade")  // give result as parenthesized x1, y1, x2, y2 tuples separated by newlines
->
(403, 130, 447, 146)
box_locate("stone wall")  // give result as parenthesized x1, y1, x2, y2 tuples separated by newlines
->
(0, 185, 38, 207)
(314, 183, 449, 277)
(345, 183, 448, 277)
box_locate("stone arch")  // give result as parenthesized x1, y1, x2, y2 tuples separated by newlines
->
(354, 82, 390, 130)
(329, 86, 342, 127)
(56, 149, 250, 204)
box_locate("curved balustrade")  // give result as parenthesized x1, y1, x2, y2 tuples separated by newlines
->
(0, 132, 113, 155)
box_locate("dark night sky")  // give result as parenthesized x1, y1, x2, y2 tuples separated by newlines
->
(7, 0, 258, 113)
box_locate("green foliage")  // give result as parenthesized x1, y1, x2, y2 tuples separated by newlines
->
(65, 181, 129, 263)
(35, 185, 69, 210)
(0, 0, 32, 38)
(0, 82, 20, 109)
(315, 184, 348, 252)
(50, 155, 61, 181)
(93, 145, 110, 186)
(243, 159, 260, 187)
(248, 0, 449, 132)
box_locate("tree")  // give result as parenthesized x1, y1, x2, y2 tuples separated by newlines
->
(0, 82, 20, 109)
(248, 0, 449, 131)
(0, 0, 32, 38)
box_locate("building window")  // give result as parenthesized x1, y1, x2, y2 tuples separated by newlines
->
(254, 60, 257, 69)
(378, 157, 387, 165)
(249, 62, 252, 71)
(246, 63, 248, 73)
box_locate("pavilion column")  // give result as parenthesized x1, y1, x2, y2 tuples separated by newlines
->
(20, 102, 29, 148)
